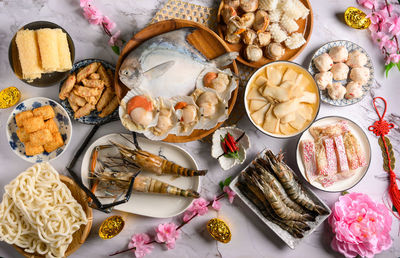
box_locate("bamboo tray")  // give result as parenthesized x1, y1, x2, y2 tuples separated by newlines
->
(14, 175, 93, 258)
(114, 19, 239, 143)
(217, 0, 313, 68)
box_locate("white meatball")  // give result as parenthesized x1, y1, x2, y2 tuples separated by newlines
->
(314, 71, 333, 90)
(327, 82, 346, 100)
(313, 53, 333, 72)
(331, 63, 349, 81)
(345, 81, 363, 99)
(329, 46, 348, 63)
(346, 50, 368, 68)
(349, 67, 370, 85)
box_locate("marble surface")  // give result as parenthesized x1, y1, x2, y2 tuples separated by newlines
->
(0, 0, 400, 257)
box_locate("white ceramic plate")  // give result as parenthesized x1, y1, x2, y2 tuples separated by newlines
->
(308, 40, 374, 106)
(81, 133, 201, 218)
(229, 149, 331, 249)
(6, 97, 72, 163)
(296, 116, 371, 192)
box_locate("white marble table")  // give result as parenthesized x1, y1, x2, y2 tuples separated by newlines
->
(1, 0, 400, 257)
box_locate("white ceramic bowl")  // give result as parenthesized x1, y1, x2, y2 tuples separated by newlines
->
(6, 97, 72, 163)
(244, 61, 321, 138)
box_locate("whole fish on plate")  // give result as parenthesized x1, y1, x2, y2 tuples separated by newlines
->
(119, 28, 238, 98)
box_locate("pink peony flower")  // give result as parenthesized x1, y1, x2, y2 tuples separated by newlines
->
(183, 197, 209, 222)
(389, 16, 400, 36)
(212, 196, 221, 211)
(357, 0, 376, 9)
(128, 233, 154, 258)
(155, 223, 180, 250)
(102, 15, 116, 31)
(329, 192, 392, 258)
(82, 4, 103, 25)
(223, 186, 236, 204)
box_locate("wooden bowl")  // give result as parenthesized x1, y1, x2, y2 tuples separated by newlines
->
(114, 19, 239, 143)
(217, 0, 313, 68)
(14, 175, 93, 258)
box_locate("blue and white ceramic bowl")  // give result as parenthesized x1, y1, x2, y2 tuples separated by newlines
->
(308, 40, 374, 106)
(6, 97, 72, 163)
(59, 59, 118, 125)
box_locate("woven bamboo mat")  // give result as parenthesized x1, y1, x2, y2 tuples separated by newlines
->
(150, 0, 255, 131)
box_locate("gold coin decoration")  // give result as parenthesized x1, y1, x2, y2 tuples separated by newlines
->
(0, 87, 20, 109)
(206, 218, 231, 243)
(344, 7, 371, 29)
(99, 215, 125, 239)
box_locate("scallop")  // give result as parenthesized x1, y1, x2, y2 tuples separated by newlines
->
(241, 12, 255, 28)
(240, 0, 258, 12)
(252, 10, 269, 33)
(255, 31, 271, 47)
(242, 29, 257, 45)
(221, 6, 237, 24)
(225, 33, 241, 44)
(265, 43, 285, 60)
(245, 44, 263, 62)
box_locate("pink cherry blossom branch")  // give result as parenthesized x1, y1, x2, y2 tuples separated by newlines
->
(109, 192, 227, 256)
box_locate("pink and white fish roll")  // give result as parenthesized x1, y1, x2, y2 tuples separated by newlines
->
(300, 140, 318, 182)
(334, 135, 349, 173)
(323, 138, 338, 174)
(348, 131, 367, 167)
(343, 132, 359, 170)
(315, 140, 329, 176)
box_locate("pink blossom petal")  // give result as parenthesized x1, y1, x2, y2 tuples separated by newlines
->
(82, 5, 103, 25)
(108, 30, 120, 46)
(128, 233, 154, 258)
(80, 0, 91, 8)
(102, 15, 116, 31)
(212, 196, 221, 211)
(155, 223, 180, 250)
(223, 186, 236, 203)
(357, 0, 376, 9)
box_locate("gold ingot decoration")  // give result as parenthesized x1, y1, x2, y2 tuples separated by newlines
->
(206, 218, 231, 243)
(99, 215, 125, 239)
(344, 7, 371, 29)
(0, 87, 20, 109)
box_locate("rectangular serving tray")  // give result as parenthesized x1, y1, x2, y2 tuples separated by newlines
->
(229, 148, 331, 249)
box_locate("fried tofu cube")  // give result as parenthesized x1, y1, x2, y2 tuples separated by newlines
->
(29, 128, 53, 146)
(44, 118, 59, 133)
(25, 142, 44, 156)
(33, 105, 55, 120)
(23, 116, 45, 133)
(16, 127, 30, 142)
(44, 131, 64, 153)
(15, 110, 33, 128)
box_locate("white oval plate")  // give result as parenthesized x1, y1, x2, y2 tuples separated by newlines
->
(81, 133, 201, 218)
(308, 40, 374, 106)
(296, 116, 371, 192)
(6, 97, 72, 163)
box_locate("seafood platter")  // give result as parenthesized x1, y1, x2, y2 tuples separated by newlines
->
(308, 40, 374, 106)
(81, 134, 205, 218)
(245, 61, 320, 138)
(230, 149, 331, 249)
(217, 0, 313, 67)
(115, 19, 239, 142)
(296, 116, 371, 192)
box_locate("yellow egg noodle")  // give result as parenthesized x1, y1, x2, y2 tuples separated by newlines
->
(0, 163, 87, 258)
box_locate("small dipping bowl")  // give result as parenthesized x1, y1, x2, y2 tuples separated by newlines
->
(8, 21, 75, 87)
(244, 61, 321, 139)
(99, 215, 125, 239)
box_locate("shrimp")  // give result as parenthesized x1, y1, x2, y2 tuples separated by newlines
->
(263, 151, 329, 215)
(237, 179, 309, 235)
(242, 172, 312, 221)
(251, 162, 313, 219)
(110, 141, 207, 177)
